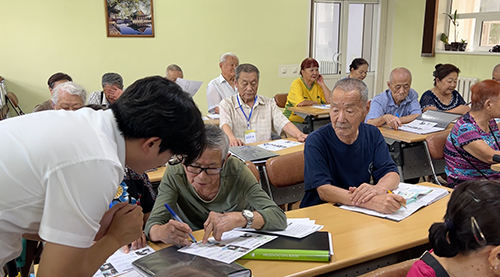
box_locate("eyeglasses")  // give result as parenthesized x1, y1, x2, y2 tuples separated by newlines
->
(186, 165, 223, 175)
(168, 154, 185, 166)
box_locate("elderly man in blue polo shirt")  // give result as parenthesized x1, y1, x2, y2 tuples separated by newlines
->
(365, 67, 421, 130)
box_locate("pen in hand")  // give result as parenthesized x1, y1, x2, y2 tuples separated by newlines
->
(164, 203, 197, 243)
(388, 190, 407, 209)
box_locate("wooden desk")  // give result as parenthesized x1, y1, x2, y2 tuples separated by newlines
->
(146, 139, 304, 183)
(150, 182, 450, 277)
(287, 106, 330, 133)
(379, 125, 453, 181)
(203, 116, 220, 126)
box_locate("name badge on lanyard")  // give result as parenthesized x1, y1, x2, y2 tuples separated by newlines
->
(238, 96, 258, 144)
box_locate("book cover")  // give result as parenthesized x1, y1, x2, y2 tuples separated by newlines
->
(132, 245, 251, 277)
(240, 232, 331, 262)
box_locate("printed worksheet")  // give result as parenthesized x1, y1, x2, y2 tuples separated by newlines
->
(312, 104, 331, 109)
(92, 246, 154, 277)
(399, 120, 445, 134)
(178, 230, 276, 264)
(257, 139, 302, 151)
(175, 78, 203, 97)
(236, 218, 323, 238)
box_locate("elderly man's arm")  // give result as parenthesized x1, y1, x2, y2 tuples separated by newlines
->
(282, 122, 308, 142)
(206, 81, 222, 114)
(317, 183, 404, 214)
(219, 98, 244, 146)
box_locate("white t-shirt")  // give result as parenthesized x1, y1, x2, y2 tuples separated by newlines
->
(0, 108, 125, 266)
(206, 74, 237, 114)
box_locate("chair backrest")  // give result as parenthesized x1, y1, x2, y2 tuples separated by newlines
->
(274, 93, 288, 108)
(426, 131, 449, 160)
(245, 161, 260, 181)
(266, 151, 304, 188)
(358, 259, 416, 277)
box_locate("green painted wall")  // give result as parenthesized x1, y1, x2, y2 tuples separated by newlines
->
(391, 0, 500, 95)
(1, 0, 309, 114)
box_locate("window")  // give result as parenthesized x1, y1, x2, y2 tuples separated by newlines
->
(446, 0, 500, 51)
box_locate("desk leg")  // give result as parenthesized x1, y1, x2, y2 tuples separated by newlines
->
(257, 165, 273, 199)
(388, 141, 404, 182)
(304, 115, 314, 134)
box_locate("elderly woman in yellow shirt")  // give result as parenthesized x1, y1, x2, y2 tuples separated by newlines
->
(283, 58, 331, 123)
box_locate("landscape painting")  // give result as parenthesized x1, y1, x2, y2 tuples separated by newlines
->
(105, 0, 154, 37)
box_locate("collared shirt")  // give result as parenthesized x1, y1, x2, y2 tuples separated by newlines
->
(206, 74, 237, 113)
(219, 94, 290, 143)
(365, 88, 421, 122)
(87, 91, 110, 106)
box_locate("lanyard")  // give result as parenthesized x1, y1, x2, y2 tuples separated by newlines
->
(237, 95, 257, 130)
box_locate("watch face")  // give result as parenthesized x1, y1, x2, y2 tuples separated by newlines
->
(243, 210, 253, 218)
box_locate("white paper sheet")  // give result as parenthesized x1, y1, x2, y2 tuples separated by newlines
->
(234, 218, 322, 238)
(257, 139, 302, 151)
(399, 119, 445, 134)
(312, 104, 330, 109)
(178, 230, 276, 264)
(175, 78, 203, 97)
(92, 246, 155, 277)
(207, 113, 220, 119)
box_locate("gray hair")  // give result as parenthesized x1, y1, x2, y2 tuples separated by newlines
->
(204, 125, 229, 161)
(235, 64, 260, 81)
(166, 64, 183, 74)
(52, 81, 87, 104)
(333, 78, 368, 104)
(101, 72, 123, 89)
(389, 67, 412, 84)
(493, 64, 500, 74)
(219, 52, 239, 63)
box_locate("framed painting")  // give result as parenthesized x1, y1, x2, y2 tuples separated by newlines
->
(105, 0, 154, 37)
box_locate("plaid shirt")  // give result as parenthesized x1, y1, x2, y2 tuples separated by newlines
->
(219, 94, 289, 143)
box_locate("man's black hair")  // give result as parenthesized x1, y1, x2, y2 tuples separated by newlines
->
(110, 76, 205, 165)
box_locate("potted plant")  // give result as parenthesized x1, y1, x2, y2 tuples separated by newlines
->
(459, 39, 467, 51)
(441, 33, 451, 51)
(445, 10, 466, 51)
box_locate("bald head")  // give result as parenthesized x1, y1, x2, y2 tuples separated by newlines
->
(389, 67, 412, 84)
(493, 64, 500, 82)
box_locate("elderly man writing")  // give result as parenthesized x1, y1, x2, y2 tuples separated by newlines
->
(145, 125, 286, 245)
(206, 52, 239, 114)
(365, 67, 421, 130)
(51, 81, 86, 111)
(33, 72, 73, 112)
(219, 63, 308, 146)
(300, 78, 404, 214)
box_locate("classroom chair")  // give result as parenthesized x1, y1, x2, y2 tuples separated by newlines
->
(265, 151, 305, 211)
(5, 91, 25, 116)
(423, 131, 449, 186)
(273, 93, 288, 108)
(358, 259, 417, 277)
(245, 161, 260, 181)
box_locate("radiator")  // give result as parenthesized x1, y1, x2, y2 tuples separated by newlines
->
(318, 60, 336, 75)
(457, 77, 478, 103)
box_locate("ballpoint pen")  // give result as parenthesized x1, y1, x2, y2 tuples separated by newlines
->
(388, 190, 407, 209)
(164, 203, 197, 243)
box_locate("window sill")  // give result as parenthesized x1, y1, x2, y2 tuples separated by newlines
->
(435, 50, 500, 56)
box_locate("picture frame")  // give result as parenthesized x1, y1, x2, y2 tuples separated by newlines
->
(105, 0, 154, 37)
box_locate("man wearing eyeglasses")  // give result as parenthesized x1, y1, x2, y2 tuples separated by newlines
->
(145, 125, 287, 246)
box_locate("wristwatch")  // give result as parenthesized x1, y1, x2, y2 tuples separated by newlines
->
(242, 210, 254, 229)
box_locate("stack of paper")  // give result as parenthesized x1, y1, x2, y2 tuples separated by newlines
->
(339, 183, 449, 221)
(257, 139, 302, 152)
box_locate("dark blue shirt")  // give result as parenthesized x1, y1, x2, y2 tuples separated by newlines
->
(300, 123, 398, 208)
